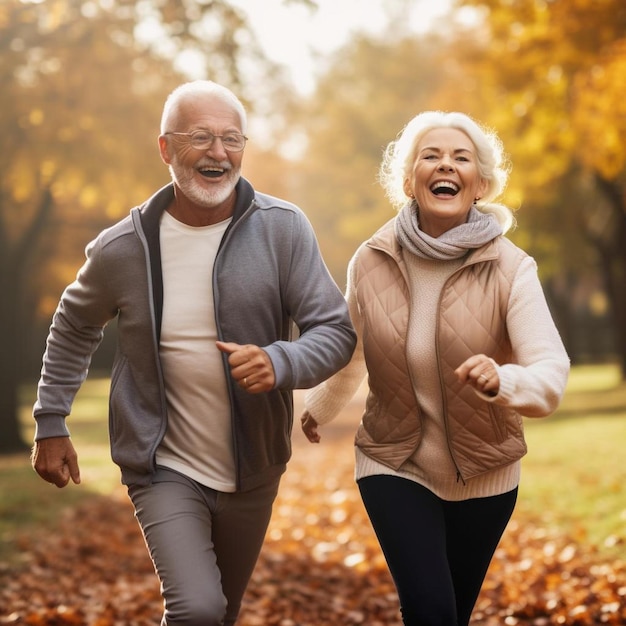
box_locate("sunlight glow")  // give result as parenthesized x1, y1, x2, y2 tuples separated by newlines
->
(230, 0, 454, 94)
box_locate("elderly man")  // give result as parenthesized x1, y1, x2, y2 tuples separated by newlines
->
(32, 80, 356, 626)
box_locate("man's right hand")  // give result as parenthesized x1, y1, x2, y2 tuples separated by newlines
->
(32, 437, 81, 488)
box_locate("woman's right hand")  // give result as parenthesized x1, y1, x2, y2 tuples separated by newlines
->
(300, 410, 321, 443)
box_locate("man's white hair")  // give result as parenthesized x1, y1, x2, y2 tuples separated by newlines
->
(160, 80, 247, 134)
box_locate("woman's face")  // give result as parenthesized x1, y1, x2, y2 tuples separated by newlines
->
(403, 127, 488, 238)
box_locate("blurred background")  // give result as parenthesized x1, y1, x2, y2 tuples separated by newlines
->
(1, 0, 625, 452)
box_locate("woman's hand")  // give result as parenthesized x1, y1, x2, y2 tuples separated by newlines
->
(455, 354, 500, 397)
(300, 410, 321, 443)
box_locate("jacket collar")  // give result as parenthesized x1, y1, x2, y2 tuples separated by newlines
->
(138, 177, 255, 233)
(366, 218, 402, 261)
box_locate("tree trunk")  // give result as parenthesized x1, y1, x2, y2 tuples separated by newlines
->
(0, 249, 29, 452)
(0, 187, 54, 454)
(594, 175, 626, 379)
(607, 236, 626, 378)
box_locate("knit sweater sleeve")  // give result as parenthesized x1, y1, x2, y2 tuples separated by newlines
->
(304, 256, 368, 425)
(490, 256, 570, 417)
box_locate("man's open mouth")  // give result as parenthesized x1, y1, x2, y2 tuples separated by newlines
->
(198, 166, 225, 178)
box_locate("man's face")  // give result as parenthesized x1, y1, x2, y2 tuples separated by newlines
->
(159, 93, 245, 209)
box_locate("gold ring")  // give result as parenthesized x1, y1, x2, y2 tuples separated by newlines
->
(244, 377, 248, 387)
(478, 374, 488, 384)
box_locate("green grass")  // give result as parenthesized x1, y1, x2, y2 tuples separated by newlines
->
(2, 364, 625, 563)
(518, 363, 626, 557)
(1, 378, 122, 562)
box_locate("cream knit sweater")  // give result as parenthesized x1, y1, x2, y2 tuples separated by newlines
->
(305, 248, 570, 501)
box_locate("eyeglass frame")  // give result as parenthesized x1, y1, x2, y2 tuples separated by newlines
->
(163, 130, 248, 152)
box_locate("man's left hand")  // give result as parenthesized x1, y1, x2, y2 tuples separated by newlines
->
(216, 341, 275, 393)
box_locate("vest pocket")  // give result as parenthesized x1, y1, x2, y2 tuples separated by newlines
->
(487, 404, 507, 443)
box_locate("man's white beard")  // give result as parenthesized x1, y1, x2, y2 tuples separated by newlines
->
(169, 158, 239, 207)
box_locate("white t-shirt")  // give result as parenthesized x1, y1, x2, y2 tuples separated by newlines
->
(155, 211, 236, 492)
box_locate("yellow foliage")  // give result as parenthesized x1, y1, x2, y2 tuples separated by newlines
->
(571, 39, 626, 178)
(79, 185, 100, 210)
(452, 0, 626, 187)
(28, 108, 44, 125)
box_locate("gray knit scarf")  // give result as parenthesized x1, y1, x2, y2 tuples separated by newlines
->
(394, 201, 503, 260)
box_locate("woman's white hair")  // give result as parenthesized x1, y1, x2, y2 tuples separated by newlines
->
(378, 111, 515, 233)
(160, 80, 247, 135)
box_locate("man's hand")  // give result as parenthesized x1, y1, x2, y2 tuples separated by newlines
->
(32, 436, 81, 488)
(216, 341, 276, 393)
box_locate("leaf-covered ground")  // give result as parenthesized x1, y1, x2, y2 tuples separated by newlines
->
(1, 403, 625, 625)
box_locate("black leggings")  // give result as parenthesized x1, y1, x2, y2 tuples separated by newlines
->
(358, 475, 517, 626)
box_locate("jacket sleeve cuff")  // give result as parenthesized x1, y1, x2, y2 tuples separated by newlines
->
(262, 344, 291, 389)
(34, 414, 71, 441)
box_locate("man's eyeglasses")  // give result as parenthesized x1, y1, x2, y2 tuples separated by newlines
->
(164, 130, 248, 152)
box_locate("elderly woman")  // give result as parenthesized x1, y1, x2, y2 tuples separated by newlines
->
(301, 111, 570, 626)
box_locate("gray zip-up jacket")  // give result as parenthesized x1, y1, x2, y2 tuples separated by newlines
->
(34, 179, 356, 490)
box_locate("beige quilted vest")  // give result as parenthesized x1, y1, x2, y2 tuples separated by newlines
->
(353, 219, 528, 481)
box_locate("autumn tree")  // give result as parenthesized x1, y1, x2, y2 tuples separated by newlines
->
(1, 0, 161, 452)
(0, 0, 286, 452)
(438, 0, 626, 374)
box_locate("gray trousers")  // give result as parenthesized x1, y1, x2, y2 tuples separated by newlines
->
(128, 467, 280, 626)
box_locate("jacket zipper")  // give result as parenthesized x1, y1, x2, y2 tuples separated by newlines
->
(131, 208, 170, 472)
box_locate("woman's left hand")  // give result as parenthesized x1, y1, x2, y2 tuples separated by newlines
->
(455, 354, 500, 396)
(300, 410, 321, 443)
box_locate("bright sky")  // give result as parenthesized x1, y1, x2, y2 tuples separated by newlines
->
(229, 0, 454, 94)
